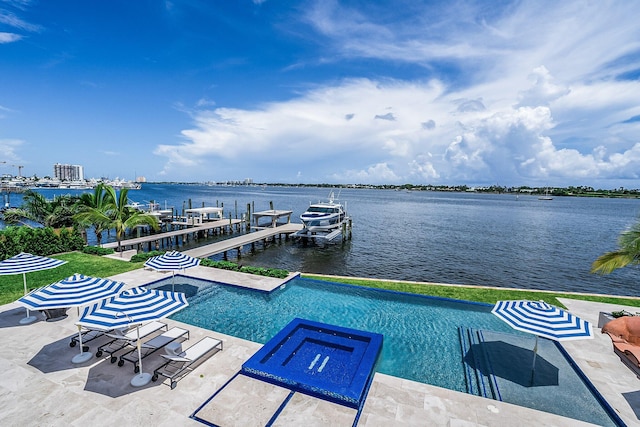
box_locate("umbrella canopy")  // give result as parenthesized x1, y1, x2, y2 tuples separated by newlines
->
(144, 250, 200, 273)
(18, 273, 126, 363)
(0, 252, 67, 324)
(144, 251, 200, 291)
(18, 273, 126, 310)
(491, 300, 594, 341)
(78, 286, 188, 386)
(492, 300, 593, 383)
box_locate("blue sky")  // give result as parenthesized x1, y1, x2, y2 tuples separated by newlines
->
(2, 0, 640, 187)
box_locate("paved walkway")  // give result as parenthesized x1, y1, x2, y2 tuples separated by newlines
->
(0, 267, 636, 426)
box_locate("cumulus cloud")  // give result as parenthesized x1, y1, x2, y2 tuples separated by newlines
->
(331, 162, 401, 183)
(159, 66, 640, 185)
(516, 66, 570, 107)
(153, 1, 640, 185)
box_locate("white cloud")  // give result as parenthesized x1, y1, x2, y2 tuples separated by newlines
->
(159, 66, 640, 185)
(153, 1, 640, 185)
(0, 9, 40, 32)
(0, 32, 21, 43)
(331, 162, 400, 183)
(0, 139, 24, 163)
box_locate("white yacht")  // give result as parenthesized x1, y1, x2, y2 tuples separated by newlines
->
(294, 192, 350, 241)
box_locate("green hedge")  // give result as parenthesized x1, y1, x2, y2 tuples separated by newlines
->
(199, 258, 289, 278)
(82, 246, 115, 256)
(123, 252, 289, 279)
(0, 226, 85, 259)
(129, 250, 165, 263)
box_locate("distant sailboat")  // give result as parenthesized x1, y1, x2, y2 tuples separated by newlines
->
(538, 188, 553, 200)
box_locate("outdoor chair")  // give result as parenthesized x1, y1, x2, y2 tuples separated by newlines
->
(602, 316, 640, 376)
(40, 308, 68, 322)
(70, 325, 130, 349)
(95, 320, 167, 363)
(117, 326, 190, 372)
(152, 336, 223, 389)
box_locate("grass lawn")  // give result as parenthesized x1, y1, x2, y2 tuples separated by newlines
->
(2, 251, 639, 311)
(303, 274, 640, 309)
(0, 252, 144, 305)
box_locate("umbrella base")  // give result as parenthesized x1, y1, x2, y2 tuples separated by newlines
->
(19, 315, 38, 325)
(131, 372, 152, 387)
(72, 352, 93, 364)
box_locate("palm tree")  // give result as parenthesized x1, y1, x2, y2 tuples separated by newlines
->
(591, 221, 640, 274)
(73, 183, 112, 246)
(2, 190, 79, 228)
(103, 185, 160, 254)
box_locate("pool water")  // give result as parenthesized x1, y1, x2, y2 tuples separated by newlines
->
(149, 276, 618, 426)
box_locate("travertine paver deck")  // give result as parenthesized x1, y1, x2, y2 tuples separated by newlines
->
(0, 266, 631, 426)
(194, 375, 292, 427)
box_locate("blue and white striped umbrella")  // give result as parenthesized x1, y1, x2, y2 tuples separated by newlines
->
(78, 287, 188, 330)
(0, 252, 67, 277)
(144, 251, 200, 291)
(0, 252, 67, 324)
(78, 286, 188, 386)
(17, 274, 126, 310)
(491, 300, 594, 341)
(144, 251, 200, 273)
(17, 274, 126, 363)
(492, 300, 593, 377)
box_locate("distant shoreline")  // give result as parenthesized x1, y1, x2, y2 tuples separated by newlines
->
(144, 181, 640, 199)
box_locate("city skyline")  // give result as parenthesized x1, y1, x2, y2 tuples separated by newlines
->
(1, 1, 640, 187)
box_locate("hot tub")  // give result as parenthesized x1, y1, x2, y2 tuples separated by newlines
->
(241, 318, 383, 408)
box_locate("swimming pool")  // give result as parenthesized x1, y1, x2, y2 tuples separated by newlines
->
(147, 275, 619, 426)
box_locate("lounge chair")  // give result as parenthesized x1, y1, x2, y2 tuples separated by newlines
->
(95, 320, 167, 363)
(152, 336, 223, 389)
(40, 308, 68, 322)
(602, 316, 640, 376)
(117, 326, 190, 372)
(69, 325, 130, 349)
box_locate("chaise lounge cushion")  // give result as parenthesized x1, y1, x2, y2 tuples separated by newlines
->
(602, 316, 640, 346)
(602, 316, 640, 371)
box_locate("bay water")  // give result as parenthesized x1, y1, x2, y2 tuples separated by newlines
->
(3, 184, 639, 297)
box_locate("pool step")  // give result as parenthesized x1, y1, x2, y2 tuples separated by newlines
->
(458, 327, 502, 401)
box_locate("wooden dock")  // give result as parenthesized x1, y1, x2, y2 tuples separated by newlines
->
(102, 218, 244, 252)
(183, 223, 303, 258)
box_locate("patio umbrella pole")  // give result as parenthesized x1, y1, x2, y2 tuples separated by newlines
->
(131, 324, 152, 387)
(72, 323, 93, 363)
(530, 335, 538, 385)
(19, 273, 37, 325)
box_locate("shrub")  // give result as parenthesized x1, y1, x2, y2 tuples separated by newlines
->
(0, 226, 84, 259)
(612, 310, 634, 318)
(240, 265, 289, 279)
(199, 259, 240, 271)
(129, 250, 166, 263)
(83, 246, 115, 256)
(198, 258, 288, 278)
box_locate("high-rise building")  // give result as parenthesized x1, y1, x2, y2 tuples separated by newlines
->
(53, 163, 84, 181)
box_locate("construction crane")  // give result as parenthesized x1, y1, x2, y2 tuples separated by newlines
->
(0, 161, 24, 177)
(12, 165, 24, 177)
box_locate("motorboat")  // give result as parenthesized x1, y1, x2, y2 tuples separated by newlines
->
(294, 192, 351, 241)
